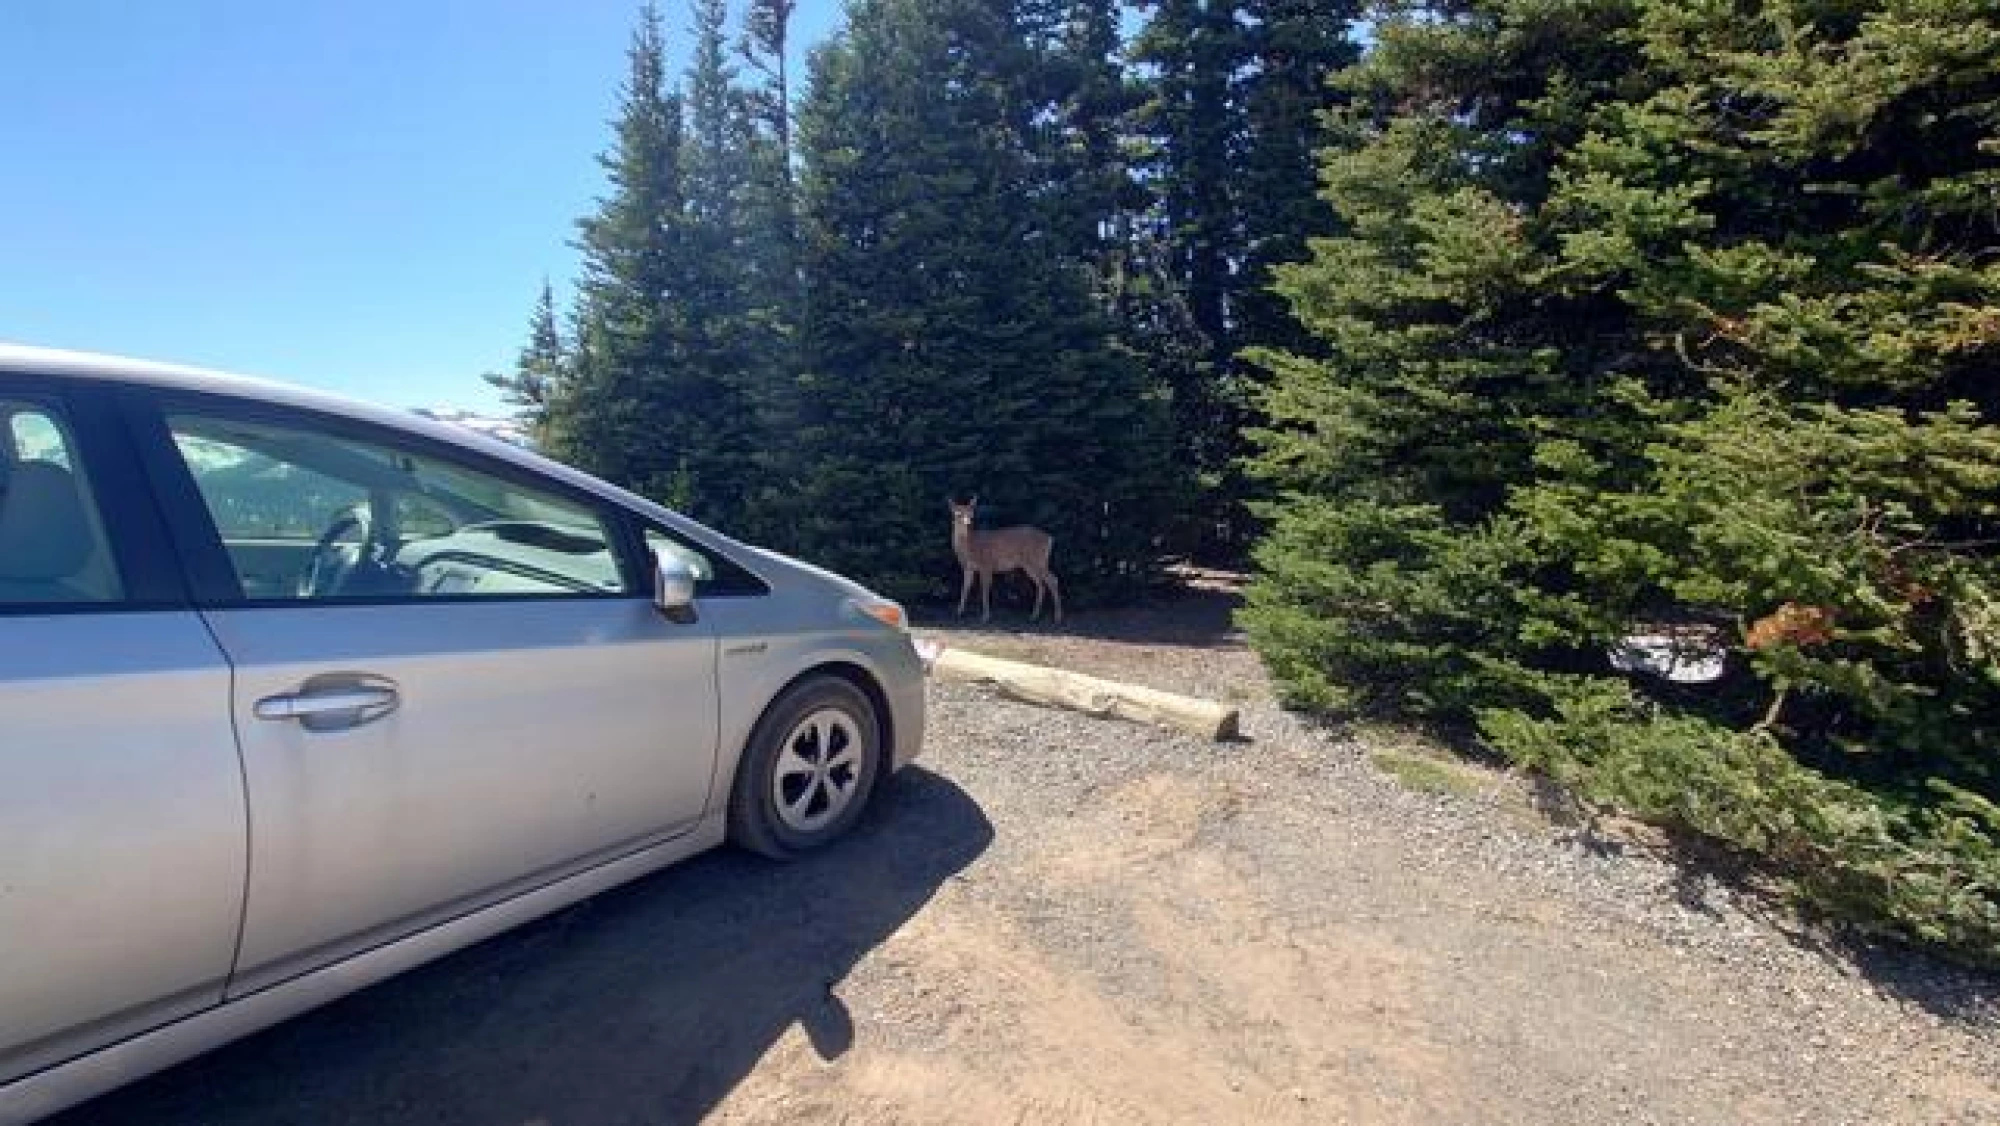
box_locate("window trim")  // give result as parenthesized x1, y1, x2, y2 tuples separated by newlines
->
(120, 387, 644, 610)
(0, 376, 191, 616)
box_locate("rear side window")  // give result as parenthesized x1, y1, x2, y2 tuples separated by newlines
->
(0, 400, 124, 606)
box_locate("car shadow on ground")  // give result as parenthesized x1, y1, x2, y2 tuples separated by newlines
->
(55, 767, 991, 1126)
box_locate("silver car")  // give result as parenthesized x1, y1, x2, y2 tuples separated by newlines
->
(0, 345, 925, 1124)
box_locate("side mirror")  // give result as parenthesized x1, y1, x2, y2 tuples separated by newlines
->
(654, 554, 699, 624)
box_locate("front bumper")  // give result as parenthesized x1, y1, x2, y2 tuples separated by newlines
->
(884, 639, 929, 772)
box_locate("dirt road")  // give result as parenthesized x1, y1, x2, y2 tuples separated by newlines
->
(59, 589, 1999, 1125)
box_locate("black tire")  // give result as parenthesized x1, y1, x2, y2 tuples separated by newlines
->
(728, 675, 883, 859)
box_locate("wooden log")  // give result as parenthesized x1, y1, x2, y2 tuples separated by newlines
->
(929, 645, 1241, 742)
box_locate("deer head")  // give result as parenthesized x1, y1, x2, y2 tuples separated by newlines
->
(948, 497, 978, 533)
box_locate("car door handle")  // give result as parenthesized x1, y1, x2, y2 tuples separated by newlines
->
(254, 681, 400, 729)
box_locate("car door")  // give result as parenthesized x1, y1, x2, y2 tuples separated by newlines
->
(0, 382, 246, 1086)
(128, 393, 721, 994)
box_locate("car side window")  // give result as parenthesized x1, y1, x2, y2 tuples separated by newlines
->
(164, 411, 630, 602)
(0, 400, 124, 606)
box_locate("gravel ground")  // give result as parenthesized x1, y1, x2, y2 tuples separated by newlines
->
(59, 582, 2000, 1125)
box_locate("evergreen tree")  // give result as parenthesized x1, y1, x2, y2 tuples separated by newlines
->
(740, 0, 797, 169)
(1247, 0, 2000, 960)
(792, 0, 1175, 603)
(1035, 5, 1211, 559)
(546, 2, 755, 524)
(738, 0, 800, 304)
(684, 0, 742, 241)
(1039, 0, 1138, 273)
(485, 280, 567, 428)
(1234, 0, 1361, 356)
(705, 0, 805, 543)
(533, 1, 798, 532)
(1128, 1, 1244, 554)
(673, 0, 770, 531)
(1129, 0, 1361, 554)
(1130, 0, 1238, 366)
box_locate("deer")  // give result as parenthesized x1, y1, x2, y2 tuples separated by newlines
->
(949, 498, 1062, 624)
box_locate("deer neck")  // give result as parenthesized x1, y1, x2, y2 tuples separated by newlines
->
(951, 523, 975, 561)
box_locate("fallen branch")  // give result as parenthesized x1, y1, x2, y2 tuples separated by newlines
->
(928, 645, 1241, 742)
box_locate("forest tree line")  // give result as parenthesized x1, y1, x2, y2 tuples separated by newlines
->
(493, 0, 2000, 964)
(491, 0, 1352, 601)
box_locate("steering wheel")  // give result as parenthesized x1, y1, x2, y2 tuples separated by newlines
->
(301, 503, 374, 598)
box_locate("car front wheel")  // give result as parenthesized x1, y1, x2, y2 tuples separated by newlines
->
(728, 675, 883, 859)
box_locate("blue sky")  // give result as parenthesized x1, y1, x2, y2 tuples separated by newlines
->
(0, 1, 843, 412)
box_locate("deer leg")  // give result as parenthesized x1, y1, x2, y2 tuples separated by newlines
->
(1040, 567, 1063, 624)
(979, 570, 993, 622)
(1029, 570, 1045, 621)
(957, 568, 975, 617)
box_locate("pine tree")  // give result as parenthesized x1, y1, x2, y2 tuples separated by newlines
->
(545, 4, 686, 496)
(738, 0, 800, 300)
(1234, 0, 1361, 356)
(485, 280, 567, 428)
(792, 0, 1175, 603)
(684, 0, 742, 242)
(1128, 1, 1243, 554)
(1246, 0, 2000, 960)
(672, 0, 769, 530)
(1027, 4, 1213, 560)
(1242, 0, 1664, 714)
(740, 0, 797, 169)
(698, 0, 804, 543)
(1129, 0, 1361, 554)
(1040, 0, 1143, 274)
(1130, 0, 1238, 367)
(546, 2, 757, 525)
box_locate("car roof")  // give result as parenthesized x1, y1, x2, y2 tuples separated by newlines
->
(0, 342, 710, 541)
(1, 342, 487, 440)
